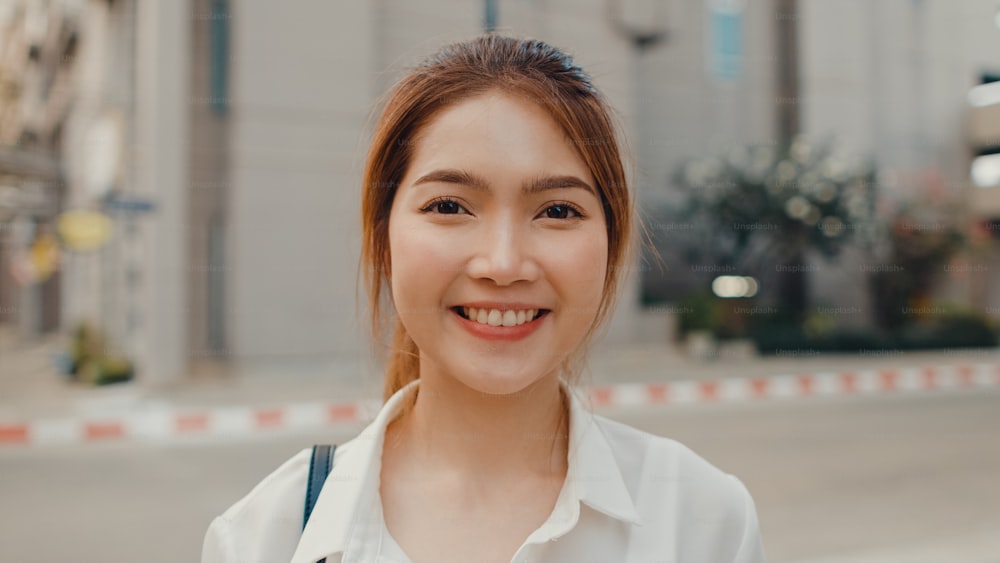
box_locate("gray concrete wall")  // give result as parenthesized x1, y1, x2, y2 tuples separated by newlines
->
(228, 1, 375, 370)
(799, 0, 1000, 187)
(633, 0, 778, 201)
(134, 0, 191, 384)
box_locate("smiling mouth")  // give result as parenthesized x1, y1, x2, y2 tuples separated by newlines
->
(452, 306, 550, 327)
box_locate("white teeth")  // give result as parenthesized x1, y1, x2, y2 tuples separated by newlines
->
(502, 310, 517, 327)
(487, 309, 503, 326)
(461, 307, 542, 327)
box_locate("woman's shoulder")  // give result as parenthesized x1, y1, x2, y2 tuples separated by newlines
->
(590, 414, 765, 559)
(219, 447, 313, 521)
(202, 440, 358, 563)
(202, 447, 313, 562)
(591, 412, 756, 509)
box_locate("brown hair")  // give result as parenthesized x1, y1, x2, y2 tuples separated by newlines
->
(359, 34, 645, 404)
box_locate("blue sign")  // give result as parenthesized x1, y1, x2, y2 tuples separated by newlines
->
(710, 1, 744, 81)
(104, 195, 157, 214)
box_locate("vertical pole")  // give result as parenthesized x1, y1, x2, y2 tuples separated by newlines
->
(910, 0, 926, 170)
(774, 0, 805, 320)
(775, 0, 799, 146)
(484, 0, 497, 32)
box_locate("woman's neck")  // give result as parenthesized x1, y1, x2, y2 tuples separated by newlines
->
(385, 370, 569, 487)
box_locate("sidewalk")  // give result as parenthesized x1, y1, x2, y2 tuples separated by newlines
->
(0, 325, 383, 420)
(2, 324, 1000, 445)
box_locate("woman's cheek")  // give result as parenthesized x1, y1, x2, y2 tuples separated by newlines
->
(545, 231, 607, 316)
(416, 229, 465, 277)
(391, 223, 463, 289)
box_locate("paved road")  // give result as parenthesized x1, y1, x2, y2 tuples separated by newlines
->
(613, 390, 1000, 563)
(1, 389, 998, 563)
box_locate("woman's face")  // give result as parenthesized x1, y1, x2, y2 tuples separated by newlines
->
(387, 91, 609, 396)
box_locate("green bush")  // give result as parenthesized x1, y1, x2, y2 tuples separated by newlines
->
(678, 292, 722, 335)
(895, 312, 998, 350)
(750, 312, 998, 355)
(95, 356, 135, 386)
(67, 322, 135, 386)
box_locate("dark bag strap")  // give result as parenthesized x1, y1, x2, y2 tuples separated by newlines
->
(304, 444, 336, 532)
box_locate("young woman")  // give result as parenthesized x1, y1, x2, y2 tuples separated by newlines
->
(202, 34, 766, 563)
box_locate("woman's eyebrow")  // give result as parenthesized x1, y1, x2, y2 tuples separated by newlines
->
(412, 168, 596, 197)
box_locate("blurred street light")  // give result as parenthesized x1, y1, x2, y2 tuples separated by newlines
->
(711, 275, 759, 298)
(971, 154, 1000, 189)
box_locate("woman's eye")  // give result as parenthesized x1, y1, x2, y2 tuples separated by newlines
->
(435, 200, 462, 214)
(543, 203, 583, 220)
(422, 198, 466, 214)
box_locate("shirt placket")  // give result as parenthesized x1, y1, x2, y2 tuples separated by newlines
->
(342, 487, 390, 562)
(509, 493, 580, 563)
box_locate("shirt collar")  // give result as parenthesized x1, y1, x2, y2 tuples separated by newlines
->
(291, 380, 415, 563)
(563, 381, 644, 527)
(291, 378, 642, 563)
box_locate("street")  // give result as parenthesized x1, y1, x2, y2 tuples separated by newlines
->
(1, 388, 998, 563)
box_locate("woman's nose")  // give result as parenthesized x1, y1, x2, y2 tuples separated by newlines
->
(465, 219, 541, 286)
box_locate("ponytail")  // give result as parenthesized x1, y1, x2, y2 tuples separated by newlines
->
(383, 316, 420, 402)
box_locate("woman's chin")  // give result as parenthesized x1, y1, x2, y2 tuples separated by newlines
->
(444, 366, 542, 397)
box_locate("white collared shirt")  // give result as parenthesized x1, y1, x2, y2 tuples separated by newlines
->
(202, 379, 766, 563)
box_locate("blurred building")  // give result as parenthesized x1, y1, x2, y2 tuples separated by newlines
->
(0, 0, 76, 334)
(7, 0, 998, 388)
(965, 62, 1000, 317)
(638, 0, 1000, 327)
(797, 0, 1000, 323)
(2, 0, 658, 386)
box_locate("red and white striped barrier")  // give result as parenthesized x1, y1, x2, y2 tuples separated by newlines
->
(2, 363, 999, 448)
(586, 362, 1000, 407)
(0, 400, 378, 448)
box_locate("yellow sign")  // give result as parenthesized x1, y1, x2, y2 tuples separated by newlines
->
(57, 210, 112, 250)
(31, 232, 60, 282)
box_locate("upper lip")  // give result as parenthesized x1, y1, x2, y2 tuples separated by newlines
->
(454, 301, 550, 311)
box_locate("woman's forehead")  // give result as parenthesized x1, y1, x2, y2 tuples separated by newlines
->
(402, 93, 594, 185)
